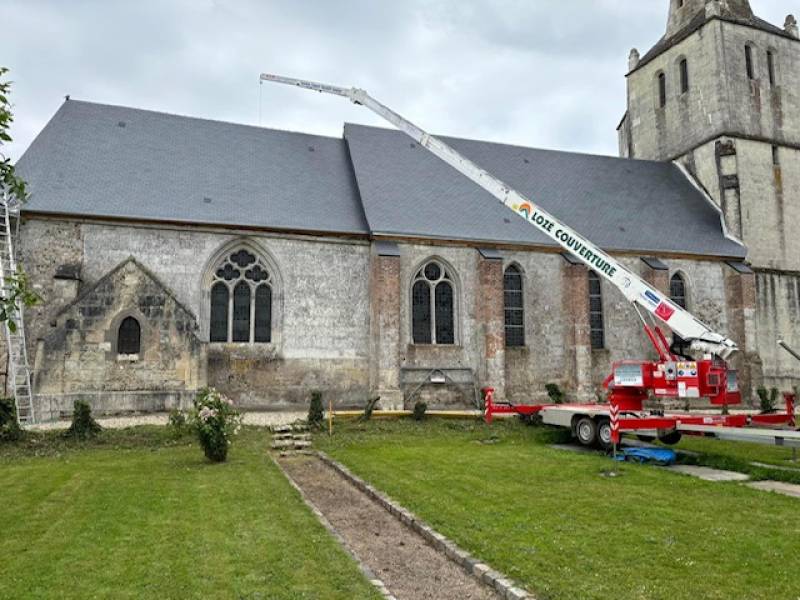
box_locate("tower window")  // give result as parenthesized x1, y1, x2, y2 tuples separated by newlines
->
(503, 265, 525, 348)
(588, 272, 605, 350)
(117, 316, 141, 356)
(658, 72, 667, 108)
(767, 50, 776, 86)
(745, 45, 755, 80)
(772, 145, 780, 166)
(679, 59, 689, 93)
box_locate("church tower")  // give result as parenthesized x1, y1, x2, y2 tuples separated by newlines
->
(618, 0, 800, 391)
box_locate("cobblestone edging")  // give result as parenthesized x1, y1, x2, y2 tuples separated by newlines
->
(269, 455, 398, 600)
(318, 452, 532, 600)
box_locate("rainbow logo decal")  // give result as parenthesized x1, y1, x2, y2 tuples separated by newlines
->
(514, 202, 533, 219)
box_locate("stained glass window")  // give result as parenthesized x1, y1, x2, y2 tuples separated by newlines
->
(504, 265, 525, 347)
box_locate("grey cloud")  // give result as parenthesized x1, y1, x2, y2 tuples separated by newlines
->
(1, 0, 794, 161)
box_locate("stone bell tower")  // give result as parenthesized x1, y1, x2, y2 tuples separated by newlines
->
(617, 0, 800, 394)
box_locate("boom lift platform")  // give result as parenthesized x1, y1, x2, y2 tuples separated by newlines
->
(260, 73, 798, 450)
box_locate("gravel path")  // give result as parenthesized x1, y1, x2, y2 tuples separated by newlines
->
(280, 456, 499, 600)
(30, 411, 307, 431)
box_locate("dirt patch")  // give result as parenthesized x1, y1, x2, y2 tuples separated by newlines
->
(280, 456, 499, 600)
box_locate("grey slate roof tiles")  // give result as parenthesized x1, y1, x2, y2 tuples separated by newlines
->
(17, 100, 746, 259)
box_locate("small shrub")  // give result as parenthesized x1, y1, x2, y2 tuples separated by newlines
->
(359, 396, 381, 422)
(167, 409, 188, 437)
(64, 400, 102, 440)
(191, 387, 242, 463)
(545, 383, 565, 405)
(757, 387, 779, 414)
(308, 391, 324, 430)
(413, 401, 427, 421)
(0, 397, 23, 441)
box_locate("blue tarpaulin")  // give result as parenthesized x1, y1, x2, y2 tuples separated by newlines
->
(614, 447, 677, 465)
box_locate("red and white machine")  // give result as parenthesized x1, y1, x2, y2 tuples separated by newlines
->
(261, 73, 798, 449)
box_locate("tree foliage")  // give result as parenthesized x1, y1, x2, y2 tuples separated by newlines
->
(0, 67, 40, 331)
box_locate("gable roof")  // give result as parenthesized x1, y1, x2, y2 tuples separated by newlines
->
(16, 100, 369, 236)
(344, 123, 745, 258)
(633, 11, 794, 74)
(16, 100, 746, 259)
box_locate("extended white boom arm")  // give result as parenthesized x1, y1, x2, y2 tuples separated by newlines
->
(260, 73, 738, 359)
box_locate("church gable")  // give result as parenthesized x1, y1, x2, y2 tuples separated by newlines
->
(36, 258, 204, 418)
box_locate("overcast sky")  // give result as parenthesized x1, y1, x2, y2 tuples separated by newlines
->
(1, 1, 793, 161)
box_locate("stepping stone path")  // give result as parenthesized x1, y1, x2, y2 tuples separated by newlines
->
(270, 423, 313, 456)
(746, 480, 800, 499)
(663, 465, 751, 482)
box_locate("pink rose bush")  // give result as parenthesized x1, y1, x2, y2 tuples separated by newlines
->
(191, 387, 243, 462)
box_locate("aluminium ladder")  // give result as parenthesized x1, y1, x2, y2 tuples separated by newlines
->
(0, 191, 34, 424)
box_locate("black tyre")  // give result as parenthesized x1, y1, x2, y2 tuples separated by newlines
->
(597, 419, 614, 450)
(658, 431, 683, 445)
(575, 417, 598, 447)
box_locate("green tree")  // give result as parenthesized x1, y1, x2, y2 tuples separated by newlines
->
(0, 67, 40, 331)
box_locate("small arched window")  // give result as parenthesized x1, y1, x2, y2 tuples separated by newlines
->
(669, 273, 689, 355)
(209, 249, 273, 343)
(766, 50, 776, 86)
(504, 265, 525, 347)
(657, 72, 667, 108)
(412, 261, 455, 345)
(118, 316, 141, 356)
(679, 59, 689, 93)
(588, 272, 605, 350)
(670, 273, 688, 310)
(745, 45, 755, 80)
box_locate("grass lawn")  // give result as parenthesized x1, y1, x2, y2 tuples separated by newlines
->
(667, 434, 800, 469)
(319, 419, 799, 600)
(0, 426, 379, 600)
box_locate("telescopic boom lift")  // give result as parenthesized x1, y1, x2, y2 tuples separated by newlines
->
(260, 73, 742, 412)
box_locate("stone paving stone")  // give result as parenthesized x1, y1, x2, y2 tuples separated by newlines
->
(746, 480, 800, 499)
(663, 465, 750, 481)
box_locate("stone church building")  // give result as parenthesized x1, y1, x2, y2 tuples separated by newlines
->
(11, 0, 800, 420)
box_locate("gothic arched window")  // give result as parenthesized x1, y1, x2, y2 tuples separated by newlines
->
(670, 273, 688, 310)
(118, 316, 141, 356)
(670, 273, 690, 355)
(209, 249, 273, 343)
(412, 261, 455, 345)
(588, 271, 605, 350)
(766, 50, 776, 86)
(657, 72, 667, 108)
(504, 265, 525, 347)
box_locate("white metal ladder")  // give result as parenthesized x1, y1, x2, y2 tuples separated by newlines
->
(0, 191, 34, 425)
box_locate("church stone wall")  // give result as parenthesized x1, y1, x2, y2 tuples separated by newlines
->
(18, 217, 372, 413)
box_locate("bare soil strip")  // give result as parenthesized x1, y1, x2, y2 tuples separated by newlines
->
(280, 456, 499, 600)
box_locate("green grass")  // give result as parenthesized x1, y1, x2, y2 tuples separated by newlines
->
(319, 419, 799, 600)
(669, 434, 800, 468)
(0, 427, 379, 600)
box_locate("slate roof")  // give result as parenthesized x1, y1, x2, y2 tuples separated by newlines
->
(16, 100, 369, 235)
(344, 123, 745, 258)
(17, 100, 746, 259)
(634, 10, 793, 73)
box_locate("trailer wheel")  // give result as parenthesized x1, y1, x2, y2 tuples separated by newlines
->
(596, 419, 614, 450)
(575, 417, 597, 447)
(658, 431, 682, 445)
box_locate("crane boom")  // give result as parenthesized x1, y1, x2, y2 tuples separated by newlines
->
(260, 73, 738, 359)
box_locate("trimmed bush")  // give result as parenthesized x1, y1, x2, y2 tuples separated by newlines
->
(0, 397, 23, 441)
(757, 387, 779, 414)
(64, 400, 102, 440)
(192, 388, 242, 463)
(413, 401, 427, 421)
(545, 383, 565, 405)
(308, 391, 324, 430)
(167, 409, 188, 437)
